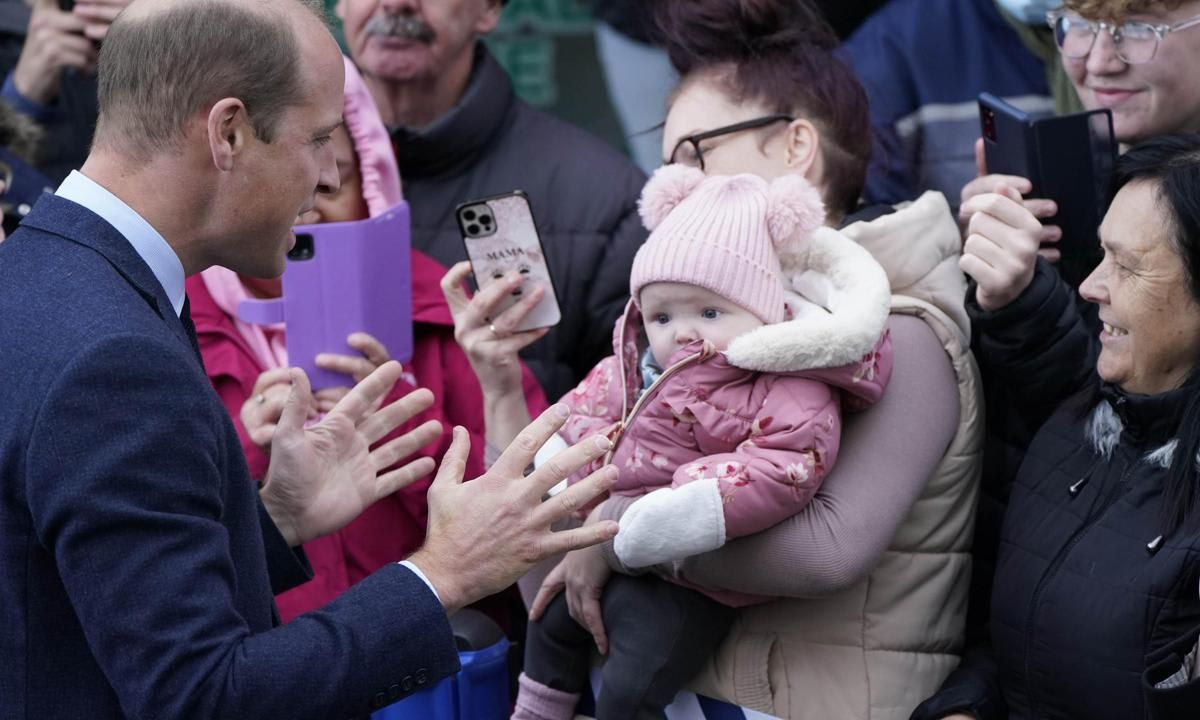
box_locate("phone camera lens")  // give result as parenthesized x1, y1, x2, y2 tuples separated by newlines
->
(480, 215, 493, 226)
(463, 209, 477, 221)
(467, 224, 480, 235)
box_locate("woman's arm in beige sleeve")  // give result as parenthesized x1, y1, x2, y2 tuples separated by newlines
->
(600, 314, 962, 597)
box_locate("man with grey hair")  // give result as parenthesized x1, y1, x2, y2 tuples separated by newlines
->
(0, 0, 618, 718)
(337, 0, 648, 401)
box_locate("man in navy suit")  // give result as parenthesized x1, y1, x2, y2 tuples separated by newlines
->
(0, 0, 619, 718)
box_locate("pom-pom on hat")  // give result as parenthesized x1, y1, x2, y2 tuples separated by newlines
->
(631, 166, 826, 324)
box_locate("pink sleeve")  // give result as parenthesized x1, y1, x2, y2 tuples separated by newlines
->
(671, 377, 841, 540)
(557, 356, 624, 484)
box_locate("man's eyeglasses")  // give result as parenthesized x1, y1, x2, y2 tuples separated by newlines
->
(667, 114, 795, 171)
(1047, 9, 1200, 65)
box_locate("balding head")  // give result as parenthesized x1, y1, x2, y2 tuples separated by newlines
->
(93, 0, 329, 161)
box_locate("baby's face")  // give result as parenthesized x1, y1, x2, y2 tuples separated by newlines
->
(640, 282, 764, 368)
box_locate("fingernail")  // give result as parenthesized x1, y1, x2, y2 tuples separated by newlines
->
(553, 403, 570, 418)
(604, 465, 619, 483)
(594, 435, 612, 451)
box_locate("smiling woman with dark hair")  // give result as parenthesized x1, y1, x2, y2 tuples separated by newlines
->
(914, 134, 1200, 720)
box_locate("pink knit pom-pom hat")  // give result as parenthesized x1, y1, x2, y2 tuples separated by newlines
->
(631, 165, 826, 324)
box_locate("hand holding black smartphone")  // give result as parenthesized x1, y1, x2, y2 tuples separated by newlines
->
(456, 191, 562, 332)
(978, 93, 1117, 287)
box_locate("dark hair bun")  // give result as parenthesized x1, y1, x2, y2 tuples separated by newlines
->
(652, 0, 838, 74)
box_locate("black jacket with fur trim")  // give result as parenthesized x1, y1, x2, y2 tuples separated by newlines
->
(915, 259, 1200, 719)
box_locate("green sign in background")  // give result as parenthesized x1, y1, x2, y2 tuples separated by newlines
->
(324, 0, 629, 157)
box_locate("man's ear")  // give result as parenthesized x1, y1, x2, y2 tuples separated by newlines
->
(474, 0, 503, 35)
(207, 98, 250, 172)
(783, 118, 821, 176)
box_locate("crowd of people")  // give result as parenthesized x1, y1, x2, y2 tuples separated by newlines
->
(1, 0, 1199, 718)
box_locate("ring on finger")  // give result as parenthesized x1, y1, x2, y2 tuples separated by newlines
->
(489, 323, 504, 338)
(254, 393, 266, 405)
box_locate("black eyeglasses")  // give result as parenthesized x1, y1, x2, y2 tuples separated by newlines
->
(667, 114, 796, 171)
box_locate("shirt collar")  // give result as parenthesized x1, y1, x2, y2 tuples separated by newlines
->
(56, 170, 186, 316)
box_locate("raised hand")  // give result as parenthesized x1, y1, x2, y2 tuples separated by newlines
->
(409, 404, 620, 614)
(961, 184, 1054, 311)
(259, 362, 443, 547)
(529, 518, 614, 654)
(13, 0, 102, 106)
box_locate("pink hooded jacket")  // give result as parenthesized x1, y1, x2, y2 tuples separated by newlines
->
(560, 223, 895, 603)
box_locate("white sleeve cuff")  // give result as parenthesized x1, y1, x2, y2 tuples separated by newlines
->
(398, 560, 440, 603)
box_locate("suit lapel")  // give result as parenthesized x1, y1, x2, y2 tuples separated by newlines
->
(22, 193, 202, 365)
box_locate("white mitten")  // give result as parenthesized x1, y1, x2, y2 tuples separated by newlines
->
(614, 479, 726, 568)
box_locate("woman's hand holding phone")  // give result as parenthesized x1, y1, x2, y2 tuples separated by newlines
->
(960, 183, 1049, 312)
(441, 260, 549, 451)
(960, 138, 1063, 263)
(441, 261, 548, 398)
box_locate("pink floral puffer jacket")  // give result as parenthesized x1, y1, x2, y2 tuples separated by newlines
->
(559, 226, 895, 579)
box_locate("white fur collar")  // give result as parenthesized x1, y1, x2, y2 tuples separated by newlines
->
(724, 226, 891, 372)
(840, 191, 971, 340)
(1086, 400, 1190, 469)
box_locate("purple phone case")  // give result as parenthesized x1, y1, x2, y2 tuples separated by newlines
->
(238, 201, 413, 390)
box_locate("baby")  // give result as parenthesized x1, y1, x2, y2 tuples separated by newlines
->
(514, 166, 894, 720)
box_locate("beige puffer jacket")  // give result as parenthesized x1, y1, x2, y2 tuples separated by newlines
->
(687, 191, 984, 719)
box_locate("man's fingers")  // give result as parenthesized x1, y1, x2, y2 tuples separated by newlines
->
(430, 425, 471, 488)
(359, 386, 435, 445)
(329, 360, 403, 424)
(974, 137, 987, 176)
(525, 434, 613, 502)
(537, 521, 620, 559)
(533, 465, 617, 527)
(490, 404, 573, 478)
(275, 368, 313, 437)
(375, 456, 438, 497)
(370, 419, 443, 472)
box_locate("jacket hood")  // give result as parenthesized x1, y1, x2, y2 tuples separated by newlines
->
(342, 55, 454, 328)
(840, 190, 971, 343)
(342, 55, 403, 217)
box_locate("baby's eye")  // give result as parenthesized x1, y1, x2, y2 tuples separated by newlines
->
(654, 313, 670, 325)
(701, 308, 721, 320)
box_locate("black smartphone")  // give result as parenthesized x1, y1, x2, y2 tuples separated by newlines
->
(57, 0, 75, 11)
(978, 93, 1117, 287)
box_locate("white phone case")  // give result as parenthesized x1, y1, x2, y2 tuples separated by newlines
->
(458, 192, 562, 332)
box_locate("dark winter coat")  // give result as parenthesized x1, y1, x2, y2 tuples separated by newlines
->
(389, 44, 648, 401)
(914, 259, 1200, 720)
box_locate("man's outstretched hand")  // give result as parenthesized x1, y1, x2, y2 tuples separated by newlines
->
(260, 362, 442, 547)
(410, 404, 620, 614)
